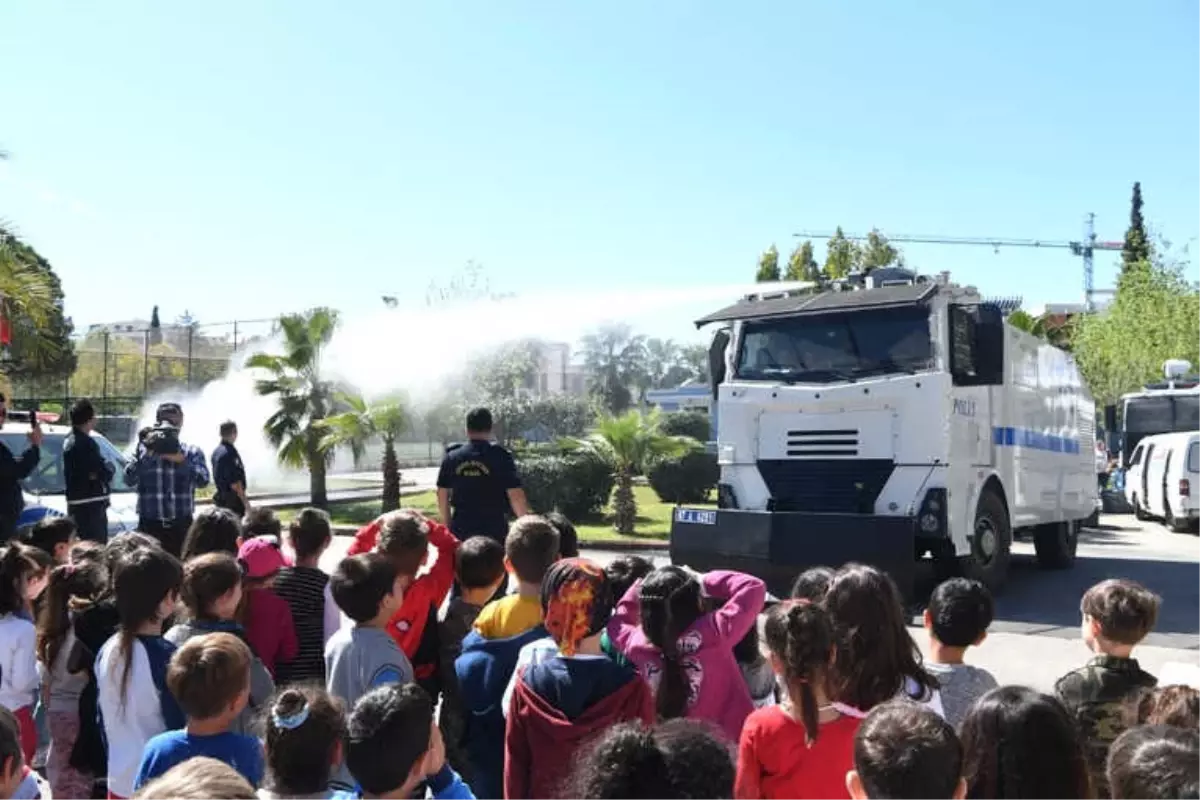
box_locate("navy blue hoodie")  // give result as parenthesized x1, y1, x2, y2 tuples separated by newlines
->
(454, 625, 547, 800)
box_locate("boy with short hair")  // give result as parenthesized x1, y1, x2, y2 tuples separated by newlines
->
(472, 515, 560, 639)
(241, 507, 282, 540)
(847, 701, 966, 800)
(438, 537, 505, 785)
(325, 553, 414, 708)
(133, 632, 265, 790)
(1107, 724, 1199, 800)
(346, 683, 474, 800)
(347, 509, 459, 698)
(0, 705, 48, 800)
(274, 507, 339, 685)
(1056, 578, 1161, 796)
(453, 516, 558, 798)
(923, 578, 999, 726)
(22, 517, 76, 565)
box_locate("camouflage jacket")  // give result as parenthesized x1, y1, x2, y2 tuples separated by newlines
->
(1055, 655, 1157, 796)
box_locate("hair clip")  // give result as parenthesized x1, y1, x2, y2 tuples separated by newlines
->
(272, 702, 309, 730)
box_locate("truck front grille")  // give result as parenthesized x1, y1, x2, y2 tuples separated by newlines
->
(786, 429, 860, 458)
(758, 458, 893, 514)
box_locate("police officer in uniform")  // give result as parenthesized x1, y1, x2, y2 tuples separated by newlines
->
(211, 420, 249, 518)
(436, 407, 528, 544)
(63, 398, 113, 542)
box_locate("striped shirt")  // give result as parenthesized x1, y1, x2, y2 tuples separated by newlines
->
(273, 566, 331, 686)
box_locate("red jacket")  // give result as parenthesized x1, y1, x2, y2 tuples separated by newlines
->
(346, 516, 459, 683)
(504, 666, 656, 799)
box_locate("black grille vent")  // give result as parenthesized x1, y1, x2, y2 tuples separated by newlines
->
(786, 429, 859, 458)
(759, 459, 894, 513)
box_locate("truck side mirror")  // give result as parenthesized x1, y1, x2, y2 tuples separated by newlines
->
(1104, 405, 1117, 432)
(708, 329, 730, 402)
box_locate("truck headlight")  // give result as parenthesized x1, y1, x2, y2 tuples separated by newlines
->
(918, 488, 948, 536)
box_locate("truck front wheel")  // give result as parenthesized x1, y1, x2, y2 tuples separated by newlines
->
(962, 490, 1012, 592)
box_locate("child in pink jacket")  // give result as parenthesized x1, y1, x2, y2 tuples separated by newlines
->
(607, 566, 766, 744)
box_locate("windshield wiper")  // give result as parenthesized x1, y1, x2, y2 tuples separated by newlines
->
(856, 358, 922, 376)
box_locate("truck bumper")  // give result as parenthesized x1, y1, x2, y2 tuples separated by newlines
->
(669, 508, 917, 598)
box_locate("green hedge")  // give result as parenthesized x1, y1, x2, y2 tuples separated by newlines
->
(517, 450, 615, 519)
(648, 446, 719, 504)
(660, 410, 712, 442)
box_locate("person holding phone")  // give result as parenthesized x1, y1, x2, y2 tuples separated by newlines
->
(0, 393, 42, 541)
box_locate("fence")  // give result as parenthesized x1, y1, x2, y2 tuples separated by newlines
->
(7, 317, 280, 420)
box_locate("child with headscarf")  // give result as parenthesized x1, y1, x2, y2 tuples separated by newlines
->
(502, 558, 655, 800)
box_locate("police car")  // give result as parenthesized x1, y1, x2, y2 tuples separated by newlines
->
(1, 412, 140, 538)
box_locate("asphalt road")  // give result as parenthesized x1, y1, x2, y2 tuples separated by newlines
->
(320, 512, 1199, 696)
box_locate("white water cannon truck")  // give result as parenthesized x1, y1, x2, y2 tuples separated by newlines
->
(670, 271, 1099, 596)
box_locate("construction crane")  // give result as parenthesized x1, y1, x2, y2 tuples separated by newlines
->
(795, 213, 1123, 311)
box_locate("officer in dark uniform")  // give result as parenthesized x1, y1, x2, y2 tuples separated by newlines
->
(63, 398, 114, 542)
(436, 407, 528, 544)
(211, 420, 248, 518)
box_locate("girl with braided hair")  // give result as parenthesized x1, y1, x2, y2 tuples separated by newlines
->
(734, 600, 857, 799)
(607, 565, 766, 745)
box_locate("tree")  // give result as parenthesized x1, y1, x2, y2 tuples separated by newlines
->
(569, 410, 690, 534)
(247, 307, 340, 508)
(1074, 255, 1199, 404)
(823, 227, 860, 280)
(471, 339, 542, 400)
(0, 227, 76, 390)
(860, 229, 899, 271)
(679, 343, 710, 385)
(1122, 182, 1152, 270)
(785, 240, 821, 282)
(580, 324, 647, 414)
(321, 392, 408, 512)
(754, 245, 780, 282)
(149, 305, 162, 346)
(1006, 310, 1048, 338)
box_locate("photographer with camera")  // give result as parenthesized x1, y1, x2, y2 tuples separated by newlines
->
(0, 393, 42, 541)
(124, 401, 210, 556)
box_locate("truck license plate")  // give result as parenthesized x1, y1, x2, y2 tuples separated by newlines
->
(675, 508, 717, 525)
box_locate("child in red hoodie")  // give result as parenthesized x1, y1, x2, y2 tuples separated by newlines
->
(346, 509, 459, 698)
(504, 558, 655, 800)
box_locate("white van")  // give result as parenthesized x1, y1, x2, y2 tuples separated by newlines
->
(1124, 431, 1200, 532)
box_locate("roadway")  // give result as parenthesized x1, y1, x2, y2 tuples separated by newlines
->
(319, 512, 1198, 695)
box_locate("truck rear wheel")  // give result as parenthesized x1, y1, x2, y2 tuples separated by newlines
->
(1164, 494, 1191, 533)
(962, 490, 1011, 592)
(1034, 520, 1078, 569)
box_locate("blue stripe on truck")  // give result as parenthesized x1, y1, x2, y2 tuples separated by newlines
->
(992, 426, 1081, 454)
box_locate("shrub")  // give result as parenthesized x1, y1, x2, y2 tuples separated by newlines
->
(492, 395, 597, 444)
(517, 450, 615, 519)
(660, 410, 712, 443)
(648, 445, 719, 504)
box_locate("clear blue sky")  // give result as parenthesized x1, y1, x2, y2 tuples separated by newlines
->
(1, 1, 1196, 338)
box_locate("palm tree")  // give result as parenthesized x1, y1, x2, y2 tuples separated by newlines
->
(320, 392, 409, 512)
(247, 307, 339, 508)
(571, 409, 690, 535)
(0, 226, 63, 362)
(580, 324, 648, 414)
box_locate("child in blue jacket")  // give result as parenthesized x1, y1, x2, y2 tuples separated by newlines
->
(345, 683, 473, 800)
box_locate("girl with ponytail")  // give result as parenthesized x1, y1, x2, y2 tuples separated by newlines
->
(0, 542, 49, 766)
(734, 600, 858, 799)
(35, 542, 106, 799)
(95, 546, 184, 799)
(258, 686, 348, 799)
(607, 565, 766, 744)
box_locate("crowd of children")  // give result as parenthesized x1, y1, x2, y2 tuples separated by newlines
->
(0, 506, 1196, 800)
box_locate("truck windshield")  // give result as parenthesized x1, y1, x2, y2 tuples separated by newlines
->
(1124, 395, 1200, 435)
(735, 306, 933, 383)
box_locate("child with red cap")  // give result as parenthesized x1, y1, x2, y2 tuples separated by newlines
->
(237, 537, 298, 678)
